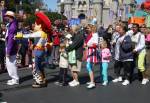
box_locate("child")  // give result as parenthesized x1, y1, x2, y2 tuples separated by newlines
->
(55, 43, 68, 86)
(100, 40, 111, 86)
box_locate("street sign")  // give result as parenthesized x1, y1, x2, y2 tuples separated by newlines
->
(68, 18, 80, 26)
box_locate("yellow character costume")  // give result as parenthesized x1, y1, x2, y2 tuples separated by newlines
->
(16, 12, 52, 88)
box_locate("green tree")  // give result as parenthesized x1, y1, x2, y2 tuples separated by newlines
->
(24, 14, 36, 26)
(7, 0, 16, 11)
(22, 3, 32, 14)
(45, 12, 67, 25)
(6, 0, 43, 14)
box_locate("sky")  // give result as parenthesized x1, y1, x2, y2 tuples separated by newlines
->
(43, 0, 57, 11)
(136, 0, 145, 4)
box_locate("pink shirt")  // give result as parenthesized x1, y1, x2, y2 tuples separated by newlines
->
(146, 34, 150, 42)
(101, 48, 111, 63)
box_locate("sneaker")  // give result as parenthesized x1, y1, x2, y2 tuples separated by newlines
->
(69, 80, 76, 86)
(112, 78, 119, 83)
(102, 81, 108, 86)
(28, 64, 32, 68)
(7, 79, 13, 83)
(118, 77, 123, 82)
(7, 79, 19, 84)
(7, 79, 19, 85)
(54, 81, 63, 86)
(122, 80, 130, 86)
(69, 80, 80, 87)
(87, 82, 95, 89)
(141, 78, 149, 85)
(86, 82, 92, 85)
(112, 77, 122, 83)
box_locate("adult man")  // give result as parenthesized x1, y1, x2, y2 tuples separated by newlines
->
(5, 11, 19, 85)
(66, 25, 84, 87)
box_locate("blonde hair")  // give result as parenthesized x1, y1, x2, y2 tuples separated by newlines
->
(91, 25, 97, 33)
(59, 43, 66, 50)
(88, 24, 97, 33)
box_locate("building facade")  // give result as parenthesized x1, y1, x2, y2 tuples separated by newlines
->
(57, 0, 132, 28)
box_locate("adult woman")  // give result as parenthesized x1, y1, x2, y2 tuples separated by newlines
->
(84, 22, 99, 89)
(131, 23, 149, 85)
(118, 23, 134, 85)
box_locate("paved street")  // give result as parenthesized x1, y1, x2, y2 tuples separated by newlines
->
(0, 63, 150, 103)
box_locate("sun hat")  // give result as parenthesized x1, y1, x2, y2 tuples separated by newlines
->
(5, 11, 15, 18)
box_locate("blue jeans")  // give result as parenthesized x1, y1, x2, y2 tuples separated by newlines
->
(49, 45, 59, 65)
(34, 50, 45, 74)
(101, 62, 109, 82)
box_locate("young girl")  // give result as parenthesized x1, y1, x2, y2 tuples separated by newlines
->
(100, 40, 111, 86)
(55, 43, 68, 86)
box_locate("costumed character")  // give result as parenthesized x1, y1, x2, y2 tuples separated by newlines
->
(16, 11, 52, 88)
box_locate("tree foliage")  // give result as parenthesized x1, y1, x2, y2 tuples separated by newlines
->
(6, 0, 16, 11)
(6, 0, 43, 13)
(6, 0, 68, 27)
(24, 14, 36, 26)
(45, 12, 67, 25)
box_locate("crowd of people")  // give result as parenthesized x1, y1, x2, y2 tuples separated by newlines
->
(0, 10, 150, 89)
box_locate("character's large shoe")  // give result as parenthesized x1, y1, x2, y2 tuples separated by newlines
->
(32, 72, 47, 88)
(32, 81, 47, 88)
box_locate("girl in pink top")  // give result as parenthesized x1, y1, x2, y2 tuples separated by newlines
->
(100, 40, 111, 86)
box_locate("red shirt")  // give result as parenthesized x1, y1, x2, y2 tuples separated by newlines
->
(52, 31, 60, 46)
